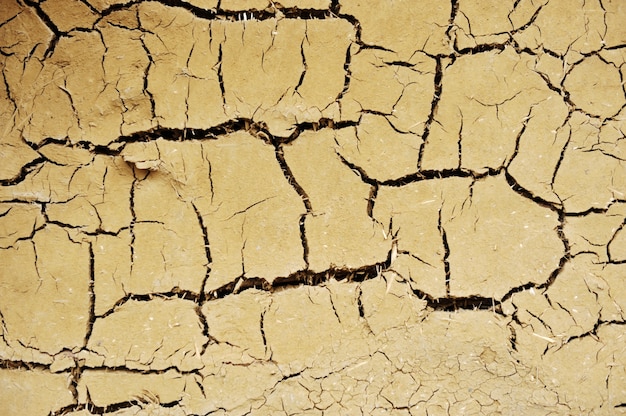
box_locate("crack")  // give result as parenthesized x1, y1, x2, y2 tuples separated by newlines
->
(366, 183, 378, 219)
(294, 34, 307, 94)
(51, 396, 182, 416)
(417, 56, 444, 170)
(225, 197, 275, 221)
(68, 355, 82, 405)
(191, 202, 212, 302)
(22, 0, 61, 58)
(0, 157, 46, 186)
(128, 172, 138, 280)
(273, 142, 311, 269)
(260, 303, 269, 358)
(217, 42, 226, 111)
(85, 242, 96, 347)
(336, 42, 352, 102)
(97, 289, 201, 319)
(0, 359, 51, 371)
(137, 11, 157, 122)
(504, 171, 563, 213)
(93, 0, 347, 26)
(2, 119, 363, 187)
(438, 206, 451, 297)
(607, 217, 626, 263)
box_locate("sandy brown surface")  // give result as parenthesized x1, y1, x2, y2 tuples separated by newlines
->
(1, 0, 626, 414)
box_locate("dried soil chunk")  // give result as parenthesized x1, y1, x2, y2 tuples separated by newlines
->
(446, 174, 564, 298)
(48, 32, 123, 146)
(340, 49, 435, 128)
(77, 369, 188, 409)
(283, 129, 390, 271)
(454, 0, 515, 48)
(86, 0, 145, 12)
(222, 19, 299, 134)
(132, 167, 207, 294)
(96, 156, 135, 233)
(190, 362, 282, 415)
(0, 60, 41, 181)
(527, 0, 606, 57)
(506, 94, 570, 204)
(603, 0, 626, 48)
(18, 60, 78, 145)
(0, 369, 74, 416)
(0, 203, 44, 248)
(421, 47, 556, 173)
(201, 290, 271, 361)
(610, 226, 626, 262)
(554, 112, 626, 213)
(543, 257, 601, 339)
(564, 55, 626, 119)
(99, 23, 155, 135)
(568, 256, 626, 323)
(263, 285, 363, 374)
(274, 18, 354, 125)
(222, 19, 353, 135)
(374, 311, 521, 411)
(138, 3, 228, 130)
(540, 323, 626, 413)
(0, 225, 90, 355)
(86, 298, 207, 371)
(340, 0, 451, 58)
(123, 134, 305, 291)
(93, 231, 131, 316)
(0, 2, 52, 59)
(199, 134, 305, 287)
(44, 156, 133, 234)
(41, 0, 99, 32)
(334, 114, 422, 181)
(564, 203, 626, 262)
(374, 177, 472, 298)
(358, 273, 427, 335)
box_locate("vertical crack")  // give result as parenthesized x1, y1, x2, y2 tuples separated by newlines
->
(438, 206, 451, 296)
(356, 285, 365, 318)
(457, 109, 463, 169)
(22, 0, 61, 58)
(68, 357, 83, 406)
(607, 217, 626, 263)
(294, 30, 308, 94)
(84, 241, 96, 346)
(299, 213, 309, 270)
(336, 43, 353, 101)
(367, 183, 378, 219)
(418, 56, 444, 171)
(137, 10, 157, 122)
(446, 0, 460, 43)
(550, 111, 573, 195)
(505, 107, 533, 169)
(191, 202, 212, 301)
(274, 143, 312, 269)
(128, 173, 138, 279)
(217, 42, 226, 110)
(260, 304, 270, 358)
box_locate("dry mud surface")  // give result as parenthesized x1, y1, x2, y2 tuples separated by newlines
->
(1, 0, 626, 414)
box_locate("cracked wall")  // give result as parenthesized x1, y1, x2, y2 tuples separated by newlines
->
(1, 0, 626, 414)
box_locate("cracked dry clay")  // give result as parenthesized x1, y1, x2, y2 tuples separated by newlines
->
(1, 0, 626, 415)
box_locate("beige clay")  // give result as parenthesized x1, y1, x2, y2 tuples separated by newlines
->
(1, 0, 626, 414)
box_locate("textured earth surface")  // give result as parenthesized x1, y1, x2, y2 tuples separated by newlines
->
(1, 0, 626, 414)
